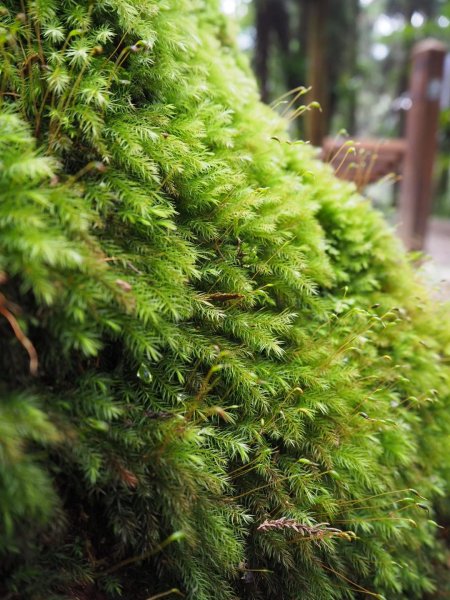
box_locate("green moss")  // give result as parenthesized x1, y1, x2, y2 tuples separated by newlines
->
(0, 1, 449, 599)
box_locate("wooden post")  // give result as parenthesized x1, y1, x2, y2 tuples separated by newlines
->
(305, 0, 329, 147)
(398, 39, 446, 251)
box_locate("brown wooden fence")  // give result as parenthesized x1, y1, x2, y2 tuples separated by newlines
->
(321, 39, 447, 251)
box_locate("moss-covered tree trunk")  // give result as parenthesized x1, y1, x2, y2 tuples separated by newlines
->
(0, 2, 449, 599)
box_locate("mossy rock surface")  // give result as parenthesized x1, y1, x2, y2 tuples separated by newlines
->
(0, 1, 449, 599)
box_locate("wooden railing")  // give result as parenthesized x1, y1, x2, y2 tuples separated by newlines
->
(322, 138, 406, 189)
(321, 40, 447, 251)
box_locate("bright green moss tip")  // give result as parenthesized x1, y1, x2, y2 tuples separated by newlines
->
(0, 1, 449, 599)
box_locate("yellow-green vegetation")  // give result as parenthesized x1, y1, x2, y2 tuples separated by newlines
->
(0, 1, 449, 599)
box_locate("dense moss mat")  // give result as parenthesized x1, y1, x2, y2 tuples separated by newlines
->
(1, 1, 450, 598)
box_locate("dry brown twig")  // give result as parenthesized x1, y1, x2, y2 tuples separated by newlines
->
(0, 291, 38, 375)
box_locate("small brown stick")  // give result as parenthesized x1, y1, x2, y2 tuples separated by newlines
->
(0, 293, 38, 375)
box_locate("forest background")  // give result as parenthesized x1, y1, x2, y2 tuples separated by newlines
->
(221, 0, 450, 218)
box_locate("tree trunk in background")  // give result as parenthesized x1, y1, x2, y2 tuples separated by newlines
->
(305, 0, 330, 146)
(271, 0, 290, 61)
(254, 0, 271, 102)
(324, 0, 360, 136)
(254, 0, 291, 103)
(341, 0, 360, 135)
(253, 0, 360, 139)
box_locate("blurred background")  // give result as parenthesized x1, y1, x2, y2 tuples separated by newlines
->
(220, 0, 450, 290)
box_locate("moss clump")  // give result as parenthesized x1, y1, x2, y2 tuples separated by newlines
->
(0, 1, 449, 599)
